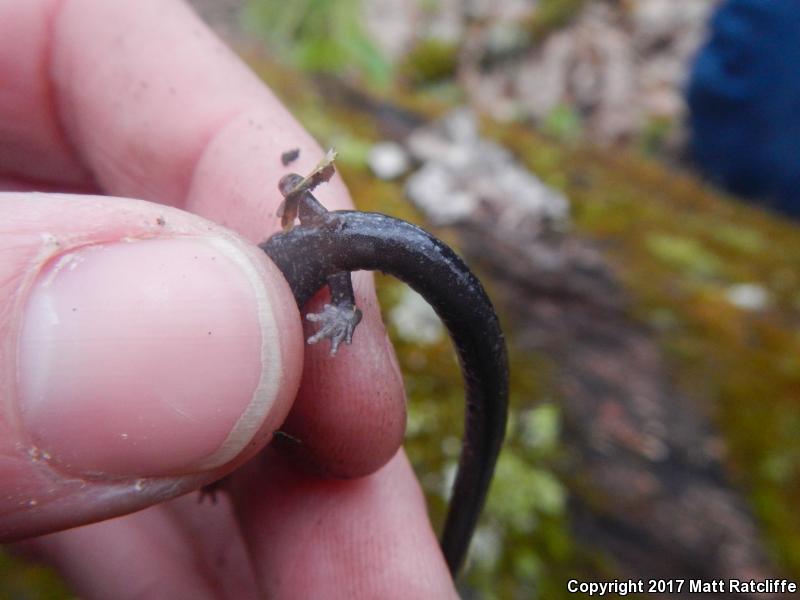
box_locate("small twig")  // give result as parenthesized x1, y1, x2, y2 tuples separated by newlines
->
(285, 148, 338, 198)
(273, 429, 303, 445)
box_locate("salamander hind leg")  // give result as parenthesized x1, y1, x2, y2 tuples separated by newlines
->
(306, 271, 363, 355)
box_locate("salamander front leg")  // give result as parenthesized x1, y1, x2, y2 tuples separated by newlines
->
(306, 271, 363, 355)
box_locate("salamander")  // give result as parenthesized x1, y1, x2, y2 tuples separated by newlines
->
(260, 152, 509, 576)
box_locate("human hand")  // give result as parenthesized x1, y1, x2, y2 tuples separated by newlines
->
(0, 1, 457, 597)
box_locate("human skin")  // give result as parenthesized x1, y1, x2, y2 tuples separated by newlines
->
(0, 0, 457, 598)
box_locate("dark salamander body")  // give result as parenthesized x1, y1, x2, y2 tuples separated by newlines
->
(260, 169, 509, 576)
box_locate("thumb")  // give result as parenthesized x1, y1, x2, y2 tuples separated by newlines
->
(0, 192, 302, 540)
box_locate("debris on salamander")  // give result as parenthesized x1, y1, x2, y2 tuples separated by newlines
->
(281, 147, 300, 166)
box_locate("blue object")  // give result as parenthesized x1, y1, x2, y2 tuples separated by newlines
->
(687, 0, 800, 215)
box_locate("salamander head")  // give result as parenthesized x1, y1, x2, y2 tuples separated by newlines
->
(278, 173, 304, 197)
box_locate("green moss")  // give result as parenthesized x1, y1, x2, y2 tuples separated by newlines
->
(241, 0, 392, 86)
(529, 0, 588, 37)
(400, 39, 460, 86)
(645, 233, 724, 279)
(709, 222, 767, 255)
(542, 104, 583, 141)
(0, 549, 72, 599)
(638, 117, 675, 157)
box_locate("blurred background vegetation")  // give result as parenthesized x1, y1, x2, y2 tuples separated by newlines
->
(6, 1, 800, 598)
(238, 1, 800, 598)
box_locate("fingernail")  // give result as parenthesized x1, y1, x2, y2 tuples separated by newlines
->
(17, 236, 282, 477)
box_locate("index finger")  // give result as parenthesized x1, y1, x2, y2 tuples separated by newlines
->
(1, 0, 332, 229)
(2, 0, 407, 477)
(2, 0, 412, 537)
